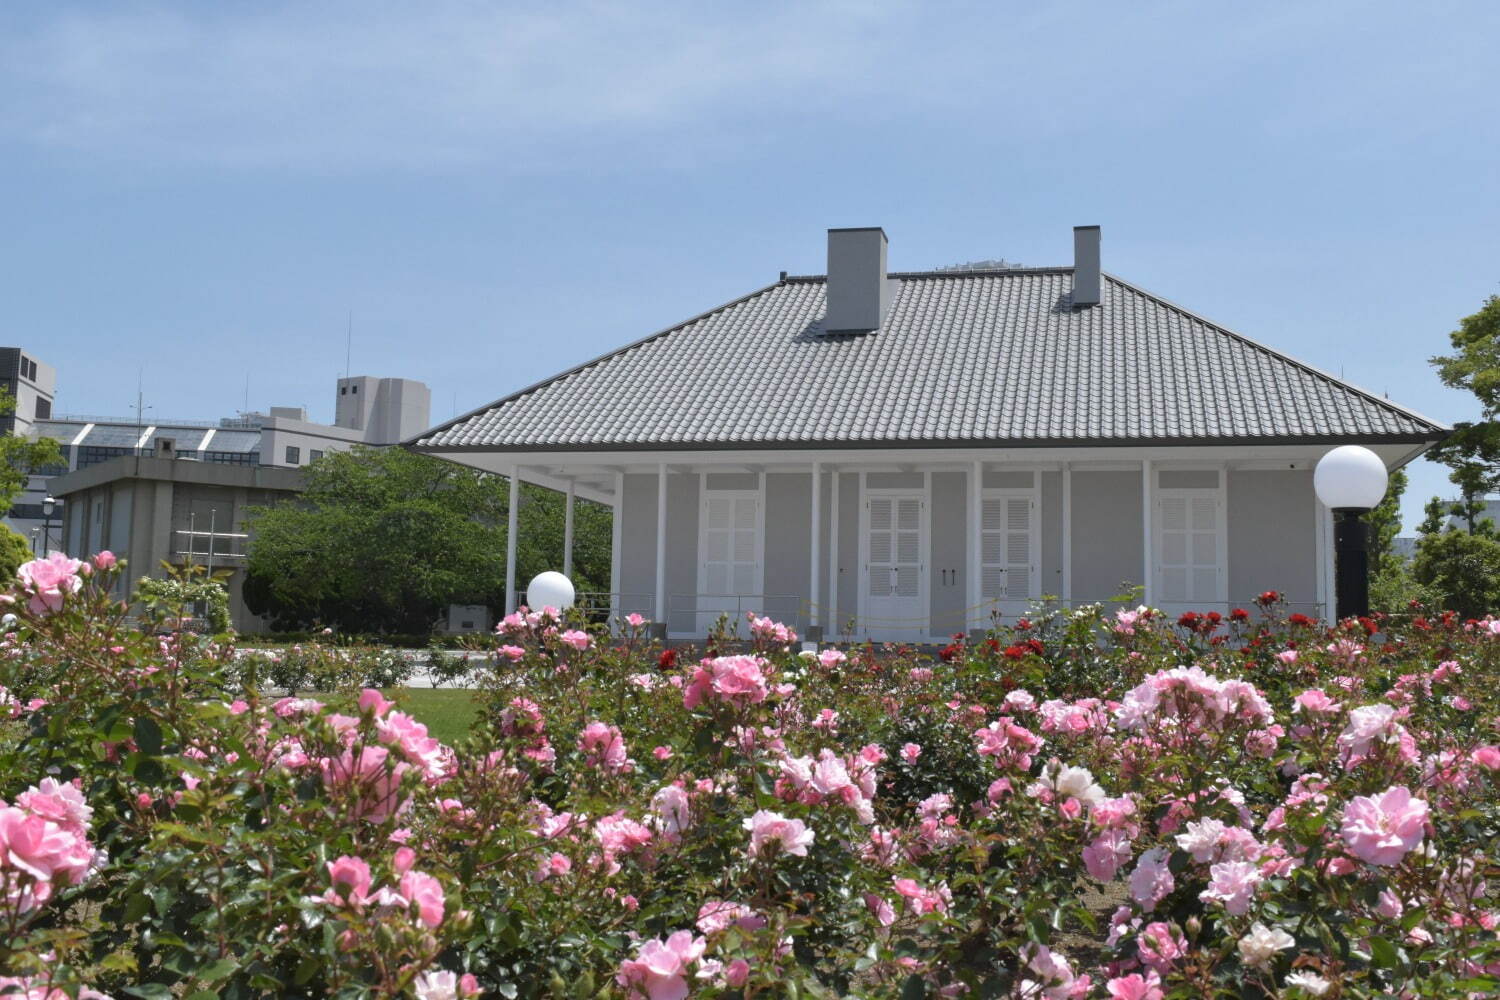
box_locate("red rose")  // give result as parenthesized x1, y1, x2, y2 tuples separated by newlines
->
(1026, 638, 1045, 656)
(1015, 618, 1032, 631)
(939, 644, 962, 663)
(658, 648, 678, 670)
(1177, 612, 1200, 629)
(1229, 608, 1249, 622)
(1287, 613, 1314, 627)
(1256, 590, 1281, 606)
(1003, 644, 1028, 660)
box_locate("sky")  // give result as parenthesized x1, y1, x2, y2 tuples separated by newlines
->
(2, 0, 1497, 531)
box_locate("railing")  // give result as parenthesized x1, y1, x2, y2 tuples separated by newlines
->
(173, 529, 249, 563)
(535, 592, 1333, 641)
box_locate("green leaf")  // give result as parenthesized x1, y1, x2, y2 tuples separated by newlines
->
(124, 986, 175, 1000)
(901, 973, 926, 1000)
(198, 957, 239, 982)
(1369, 935, 1401, 969)
(134, 715, 164, 755)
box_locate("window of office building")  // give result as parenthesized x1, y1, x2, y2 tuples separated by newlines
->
(75, 446, 132, 469)
(310, 450, 324, 461)
(202, 451, 256, 467)
(285, 446, 300, 465)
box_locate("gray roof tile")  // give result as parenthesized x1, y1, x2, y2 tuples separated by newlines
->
(415, 268, 1445, 452)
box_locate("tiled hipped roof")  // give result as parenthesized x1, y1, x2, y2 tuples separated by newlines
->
(414, 269, 1445, 452)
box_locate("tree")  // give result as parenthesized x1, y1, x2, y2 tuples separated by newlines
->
(243, 447, 611, 633)
(1412, 529, 1500, 618)
(0, 387, 63, 513)
(1429, 293, 1500, 530)
(0, 525, 33, 580)
(1366, 467, 1407, 577)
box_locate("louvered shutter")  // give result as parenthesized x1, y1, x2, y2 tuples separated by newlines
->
(702, 493, 759, 598)
(1157, 491, 1220, 603)
(868, 495, 923, 598)
(981, 494, 1034, 600)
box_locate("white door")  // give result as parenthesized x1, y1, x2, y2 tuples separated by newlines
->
(1155, 490, 1224, 611)
(981, 491, 1037, 618)
(698, 491, 762, 633)
(863, 492, 927, 642)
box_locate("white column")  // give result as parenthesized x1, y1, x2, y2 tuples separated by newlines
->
(655, 463, 668, 627)
(1061, 462, 1072, 606)
(828, 470, 840, 636)
(610, 472, 624, 626)
(809, 461, 822, 633)
(968, 460, 982, 632)
(563, 480, 576, 578)
(505, 467, 520, 613)
(1141, 459, 1153, 606)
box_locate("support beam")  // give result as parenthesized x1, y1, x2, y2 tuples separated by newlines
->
(968, 460, 982, 632)
(809, 461, 822, 633)
(610, 471, 624, 627)
(505, 467, 520, 614)
(655, 463, 668, 627)
(828, 470, 840, 637)
(1061, 462, 1072, 606)
(563, 480, 576, 578)
(1141, 459, 1153, 606)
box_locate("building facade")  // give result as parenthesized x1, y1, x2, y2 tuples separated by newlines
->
(46, 456, 304, 631)
(6, 363, 429, 557)
(411, 226, 1447, 642)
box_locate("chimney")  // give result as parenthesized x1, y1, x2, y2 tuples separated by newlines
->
(824, 227, 893, 333)
(1072, 225, 1101, 306)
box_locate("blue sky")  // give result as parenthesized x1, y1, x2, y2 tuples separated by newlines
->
(3, 1, 1497, 530)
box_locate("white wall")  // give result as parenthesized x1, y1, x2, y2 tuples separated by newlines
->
(1228, 469, 1319, 611)
(610, 462, 1323, 637)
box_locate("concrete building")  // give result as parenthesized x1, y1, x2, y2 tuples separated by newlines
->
(6, 360, 429, 555)
(2, 347, 63, 553)
(46, 455, 304, 631)
(411, 225, 1448, 641)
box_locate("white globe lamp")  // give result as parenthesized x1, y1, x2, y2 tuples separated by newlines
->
(1314, 446, 1388, 622)
(526, 571, 576, 613)
(1314, 445, 1389, 512)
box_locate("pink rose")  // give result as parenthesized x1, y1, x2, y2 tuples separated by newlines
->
(743, 810, 815, 859)
(16, 553, 86, 615)
(326, 855, 371, 904)
(1198, 860, 1262, 915)
(559, 629, 592, 651)
(399, 869, 446, 927)
(1340, 786, 1429, 866)
(616, 930, 706, 1000)
(1128, 848, 1175, 910)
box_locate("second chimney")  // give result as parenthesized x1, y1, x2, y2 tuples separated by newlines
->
(825, 227, 893, 333)
(1072, 225, 1101, 307)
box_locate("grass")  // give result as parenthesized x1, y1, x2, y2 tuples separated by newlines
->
(385, 687, 483, 744)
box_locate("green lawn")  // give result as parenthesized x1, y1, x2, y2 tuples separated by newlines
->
(385, 687, 483, 744)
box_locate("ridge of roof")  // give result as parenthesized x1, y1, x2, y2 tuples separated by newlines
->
(1099, 271, 1449, 434)
(780, 266, 1073, 282)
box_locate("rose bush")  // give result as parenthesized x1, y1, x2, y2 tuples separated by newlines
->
(0, 555, 1497, 997)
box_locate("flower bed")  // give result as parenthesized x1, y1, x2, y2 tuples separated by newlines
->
(1, 556, 1498, 998)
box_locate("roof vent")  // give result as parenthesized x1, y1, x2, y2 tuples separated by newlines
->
(824, 227, 894, 333)
(1072, 225, 1100, 307)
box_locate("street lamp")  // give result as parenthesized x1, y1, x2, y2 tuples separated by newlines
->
(1313, 446, 1389, 621)
(41, 496, 57, 557)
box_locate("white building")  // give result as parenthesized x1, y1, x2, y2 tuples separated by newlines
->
(410, 226, 1447, 642)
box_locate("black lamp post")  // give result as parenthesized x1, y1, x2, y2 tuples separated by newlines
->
(1314, 446, 1389, 621)
(41, 495, 57, 557)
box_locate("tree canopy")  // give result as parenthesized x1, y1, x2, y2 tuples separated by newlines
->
(244, 447, 611, 633)
(1428, 293, 1500, 521)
